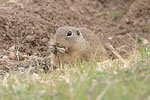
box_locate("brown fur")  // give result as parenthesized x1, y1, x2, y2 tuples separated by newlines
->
(49, 26, 106, 67)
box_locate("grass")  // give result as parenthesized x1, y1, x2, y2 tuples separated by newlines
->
(135, 21, 150, 33)
(110, 12, 123, 21)
(141, 22, 149, 33)
(98, 4, 104, 12)
(0, 48, 150, 100)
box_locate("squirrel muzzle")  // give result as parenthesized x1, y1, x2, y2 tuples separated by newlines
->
(50, 43, 68, 55)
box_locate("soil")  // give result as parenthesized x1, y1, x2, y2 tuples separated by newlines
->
(0, 0, 150, 74)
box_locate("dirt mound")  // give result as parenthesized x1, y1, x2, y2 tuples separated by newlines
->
(0, 0, 150, 73)
(125, 0, 150, 39)
(0, 0, 97, 56)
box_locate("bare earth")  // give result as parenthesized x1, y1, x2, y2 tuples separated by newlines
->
(0, 0, 150, 74)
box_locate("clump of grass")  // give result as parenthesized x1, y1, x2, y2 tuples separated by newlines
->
(110, 12, 123, 21)
(98, 4, 104, 12)
(141, 22, 149, 33)
(135, 21, 150, 33)
(0, 46, 150, 100)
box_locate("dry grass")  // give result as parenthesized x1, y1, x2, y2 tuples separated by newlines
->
(0, 47, 150, 100)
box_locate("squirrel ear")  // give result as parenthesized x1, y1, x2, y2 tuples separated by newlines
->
(76, 30, 80, 36)
(76, 29, 85, 41)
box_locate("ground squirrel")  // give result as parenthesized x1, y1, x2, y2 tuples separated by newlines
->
(49, 26, 106, 67)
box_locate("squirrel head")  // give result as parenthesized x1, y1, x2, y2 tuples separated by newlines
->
(50, 26, 86, 54)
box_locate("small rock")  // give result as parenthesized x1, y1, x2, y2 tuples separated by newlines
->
(2, 55, 8, 59)
(142, 39, 148, 45)
(9, 45, 15, 51)
(108, 36, 113, 40)
(125, 18, 130, 24)
(42, 38, 48, 43)
(26, 35, 35, 42)
(9, 52, 16, 60)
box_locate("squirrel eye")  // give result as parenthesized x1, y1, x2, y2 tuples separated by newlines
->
(76, 30, 80, 36)
(67, 31, 72, 36)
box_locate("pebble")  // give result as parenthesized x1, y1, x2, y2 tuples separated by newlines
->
(26, 35, 35, 42)
(2, 55, 9, 59)
(9, 45, 15, 51)
(9, 52, 16, 60)
(42, 38, 48, 43)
